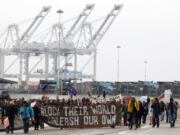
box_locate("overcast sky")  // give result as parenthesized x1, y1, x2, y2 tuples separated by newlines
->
(0, 0, 180, 82)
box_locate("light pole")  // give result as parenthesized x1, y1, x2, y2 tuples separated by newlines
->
(144, 61, 148, 81)
(57, 9, 63, 98)
(117, 45, 121, 94)
(117, 46, 121, 82)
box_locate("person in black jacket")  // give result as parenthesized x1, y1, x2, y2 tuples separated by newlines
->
(103, 91, 106, 99)
(33, 102, 41, 130)
(168, 98, 177, 128)
(6, 101, 17, 134)
(121, 99, 128, 126)
(159, 101, 165, 121)
(137, 100, 143, 128)
(151, 98, 160, 128)
(142, 101, 148, 124)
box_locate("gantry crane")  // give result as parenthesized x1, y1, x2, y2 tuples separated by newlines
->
(60, 5, 123, 81)
(20, 4, 95, 82)
(0, 6, 51, 84)
(0, 4, 123, 92)
(86, 5, 123, 81)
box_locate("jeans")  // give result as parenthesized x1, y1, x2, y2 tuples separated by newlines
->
(23, 118, 29, 133)
(169, 113, 175, 127)
(34, 117, 40, 130)
(40, 116, 44, 129)
(160, 112, 165, 121)
(142, 113, 147, 124)
(152, 114, 159, 127)
(166, 110, 169, 123)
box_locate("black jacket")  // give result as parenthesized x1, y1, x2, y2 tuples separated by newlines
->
(6, 104, 16, 119)
(151, 102, 160, 116)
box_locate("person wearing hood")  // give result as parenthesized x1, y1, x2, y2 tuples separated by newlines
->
(20, 101, 34, 133)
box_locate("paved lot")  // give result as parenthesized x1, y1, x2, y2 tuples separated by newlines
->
(1, 120, 180, 135)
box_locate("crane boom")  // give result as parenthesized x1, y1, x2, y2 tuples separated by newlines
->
(65, 4, 95, 39)
(20, 6, 51, 42)
(86, 4, 123, 48)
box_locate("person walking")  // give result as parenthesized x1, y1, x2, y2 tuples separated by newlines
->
(39, 102, 44, 129)
(165, 103, 169, 123)
(127, 97, 139, 130)
(148, 99, 153, 125)
(33, 102, 41, 130)
(20, 101, 34, 133)
(168, 98, 177, 128)
(174, 101, 178, 121)
(5, 101, 17, 134)
(159, 101, 165, 121)
(121, 99, 128, 126)
(142, 101, 148, 124)
(103, 91, 106, 99)
(151, 98, 160, 128)
(136, 100, 143, 128)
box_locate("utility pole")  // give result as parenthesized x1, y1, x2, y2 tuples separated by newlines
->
(57, 9, 63, 98)
(144, 61, 148, 81)
(117, 45, 121, 82)
(117, 45, 121, 93)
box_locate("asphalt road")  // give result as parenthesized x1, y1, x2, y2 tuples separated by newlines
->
(1, 120, 180, 135)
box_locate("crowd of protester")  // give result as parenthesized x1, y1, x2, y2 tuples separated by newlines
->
(0, 98, 44, 134)
(121, 96, 179, 130)
(0, 93, 120, 134)
(0, 93, 179, 134)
